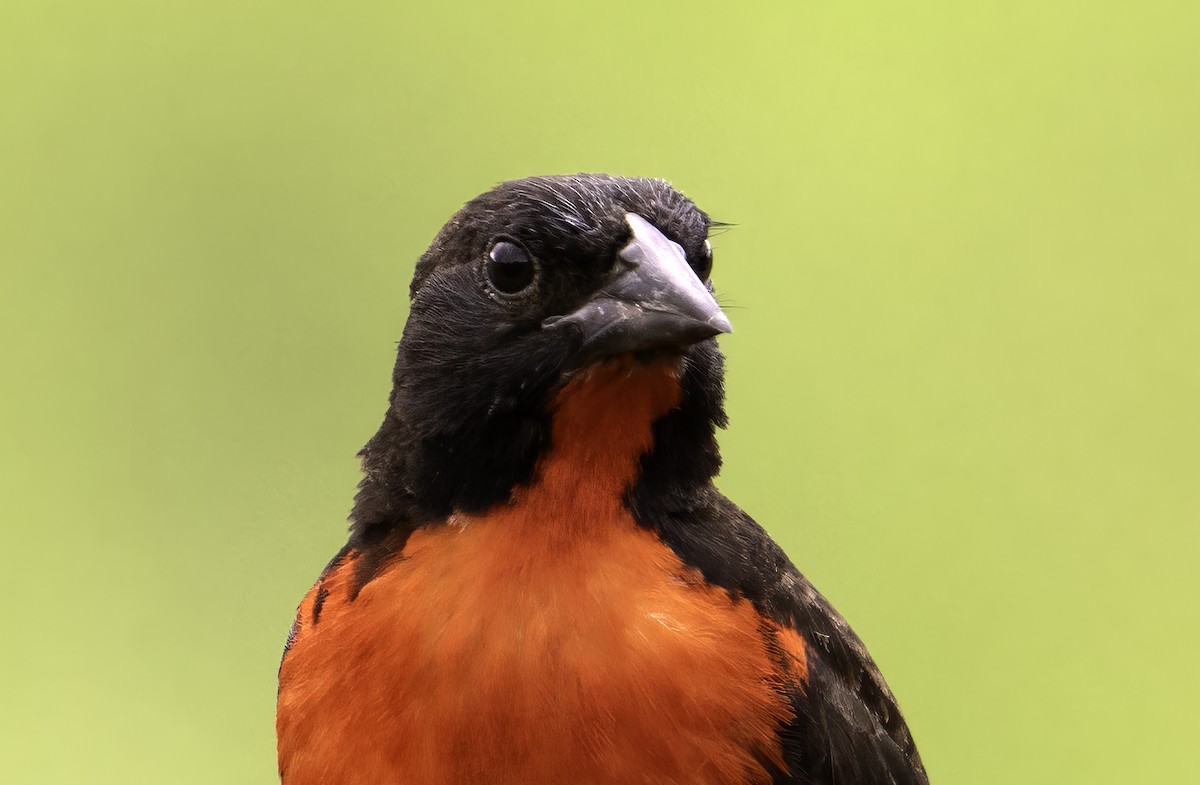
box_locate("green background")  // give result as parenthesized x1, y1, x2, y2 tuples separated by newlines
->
(3, 1, 1197, 783)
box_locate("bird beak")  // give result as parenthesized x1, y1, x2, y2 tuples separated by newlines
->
(544, 213, 732, 359)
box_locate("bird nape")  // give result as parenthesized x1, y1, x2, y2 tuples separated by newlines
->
(276, 174, 929, 785)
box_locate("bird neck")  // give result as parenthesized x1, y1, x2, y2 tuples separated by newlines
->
(351, 343, 727, 548)
(514, 358, 683, 523)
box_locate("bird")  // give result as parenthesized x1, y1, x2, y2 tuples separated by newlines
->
(275, 174, 929, 785)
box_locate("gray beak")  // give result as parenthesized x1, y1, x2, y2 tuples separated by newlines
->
(544, 213, 732, 359)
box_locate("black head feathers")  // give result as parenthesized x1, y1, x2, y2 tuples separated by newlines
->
(349, 174, 728, 544)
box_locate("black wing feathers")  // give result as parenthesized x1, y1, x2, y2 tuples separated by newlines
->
(636, 489, 928, 785)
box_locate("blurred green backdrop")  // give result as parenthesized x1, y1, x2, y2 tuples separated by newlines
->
(3, 1, 1198, 783)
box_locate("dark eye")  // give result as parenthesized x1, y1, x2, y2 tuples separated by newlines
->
(486, 241, 536, 294)
(693, 239, 714, 282)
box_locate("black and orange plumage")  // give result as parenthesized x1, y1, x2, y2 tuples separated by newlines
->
(276, 174, 928, 785)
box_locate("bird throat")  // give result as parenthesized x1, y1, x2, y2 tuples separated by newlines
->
(524, 356, 683, 521)
(439, 355, 685, 573)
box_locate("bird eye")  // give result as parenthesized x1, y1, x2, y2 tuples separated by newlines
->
(486, 241, 536, 295)
(693, 239, 714, 282)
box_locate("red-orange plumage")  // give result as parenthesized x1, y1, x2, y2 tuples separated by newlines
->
(277, 361, 806, 785)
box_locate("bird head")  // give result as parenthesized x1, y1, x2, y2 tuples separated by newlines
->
(352, 174, 732, 537)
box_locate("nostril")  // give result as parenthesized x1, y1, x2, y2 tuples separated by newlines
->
(612, 254, 640, 274)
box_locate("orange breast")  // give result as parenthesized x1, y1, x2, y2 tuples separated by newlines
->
(277, 361, 803, 785)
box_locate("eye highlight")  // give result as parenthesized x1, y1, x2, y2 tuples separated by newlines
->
(486, 240, 536, 295)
